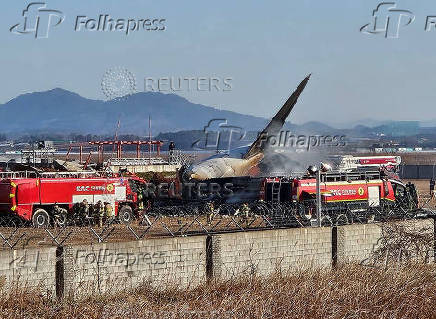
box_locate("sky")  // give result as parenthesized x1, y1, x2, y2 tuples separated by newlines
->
(1, 0, 436, 127)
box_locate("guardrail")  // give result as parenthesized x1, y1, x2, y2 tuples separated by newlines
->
(0, 171, 99, 179)
(108, 158, 169, 166)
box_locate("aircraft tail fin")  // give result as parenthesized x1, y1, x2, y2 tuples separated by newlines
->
(243, 74, 311, 159)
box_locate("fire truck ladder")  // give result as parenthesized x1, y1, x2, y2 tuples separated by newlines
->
(0, 171, 38, 179)
(38, 171, 98, 178)
(0, 171, 98, 179)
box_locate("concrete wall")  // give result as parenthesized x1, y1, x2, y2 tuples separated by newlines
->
(337, 219, 434, 263)
(336, 223, 382, 263)
(63, 236, 206, 296)
(211, 227, 332, 279)
(0, 219, 433, 298)
(0, 247, 57, 295)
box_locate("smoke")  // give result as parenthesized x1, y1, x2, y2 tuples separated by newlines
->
(259, 148, 333, 176)
(255, 128, 347, 176)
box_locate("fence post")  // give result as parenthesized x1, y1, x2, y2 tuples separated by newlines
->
(316, 169, 322, 227)
(55, 246, 64, 298)
(332, 226, 338, 267)
(206, 235, 213, 282)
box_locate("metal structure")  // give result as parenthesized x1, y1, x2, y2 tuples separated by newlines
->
(89, 140, 164, 163)
(64, 143, 94, 164)
(107, 157, 168, 166)
(62, 139, 165, 164)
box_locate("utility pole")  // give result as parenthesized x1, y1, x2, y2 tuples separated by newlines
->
(316, 167, 322, 227)
(112, 117, 120, 158)
(148, 115, 151, 163)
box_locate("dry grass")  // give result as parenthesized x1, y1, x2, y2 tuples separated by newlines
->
(1, 263, 436, 319)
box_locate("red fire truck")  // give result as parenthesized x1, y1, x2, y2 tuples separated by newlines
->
(0, 172, 147, 227)
(260, 170, 418, 215)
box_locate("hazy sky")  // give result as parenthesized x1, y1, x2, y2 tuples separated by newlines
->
(2, 0, 436, 126)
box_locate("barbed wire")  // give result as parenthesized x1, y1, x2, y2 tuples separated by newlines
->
(0, 200, 430, 250)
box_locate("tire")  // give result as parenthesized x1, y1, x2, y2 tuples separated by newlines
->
(32, 209, 50, 228)
(118, 206, 133, 224)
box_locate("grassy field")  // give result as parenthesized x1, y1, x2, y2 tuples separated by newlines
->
(2, 263, 436, 319)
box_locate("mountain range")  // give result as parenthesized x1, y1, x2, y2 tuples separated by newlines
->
(0, 89, 272, 136)
(0, 89, 434, 141)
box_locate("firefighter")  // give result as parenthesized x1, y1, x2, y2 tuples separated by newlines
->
(430, 178, 435, 199)
(138, 191, 144, 211)
(234, 203, 250, 224)
(241, 203, 250, 219)
(104, 202, 115, 224)
(235, 203, 250, 217)
(94, 200, 104, 227)
(81, 199, 90, 218)
(205, 201, 214, 224)
(52, 204, 67, 226)
(169, 141, 175, 159)
(79, 199, 93, 226)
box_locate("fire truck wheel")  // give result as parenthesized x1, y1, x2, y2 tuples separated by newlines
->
(118, 206, 133, 224)
(32, 209, 50, 228)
